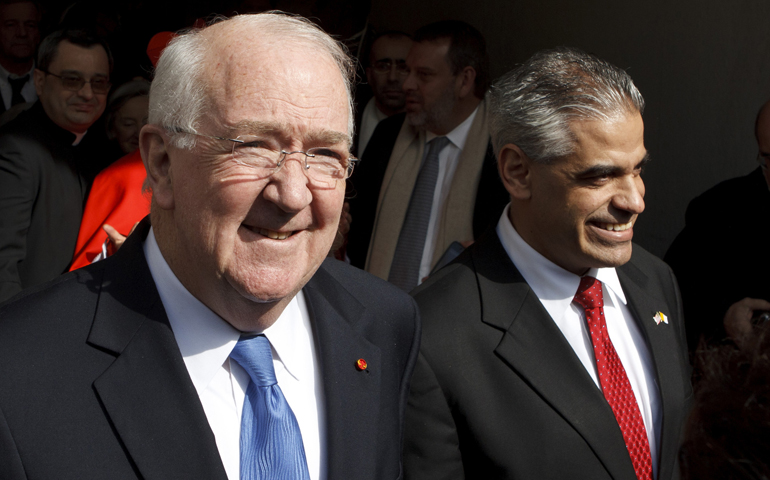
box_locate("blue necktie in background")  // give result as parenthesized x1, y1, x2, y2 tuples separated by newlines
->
(230, 335, 310, 480)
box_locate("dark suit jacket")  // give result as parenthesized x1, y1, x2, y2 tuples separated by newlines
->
(404, 230, 692, 480)
(0, 102, 112, 303)
(0, 219, 420, 480)
(0, 102, 88, 302)
(346, 112, 509, 269)
(664, 166, 770, 352)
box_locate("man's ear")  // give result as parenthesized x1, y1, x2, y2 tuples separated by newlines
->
(33, 68, 45, 97)
(140, 124, 175, 210)
(497, 143, 533, 201)
(456, 66, 477, 99)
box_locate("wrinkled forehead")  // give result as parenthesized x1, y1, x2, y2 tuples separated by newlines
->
(200, 30, 350, 144)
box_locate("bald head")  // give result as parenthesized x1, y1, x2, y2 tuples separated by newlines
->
(149, 13, 355, 148)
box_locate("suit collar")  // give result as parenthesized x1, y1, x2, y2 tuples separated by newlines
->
(303, 262, 383, 480)
(86, 217, 228, 480)
(472, 231, 639, 479)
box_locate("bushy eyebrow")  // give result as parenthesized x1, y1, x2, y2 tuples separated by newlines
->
(575, 153, 650, 178)
(226, 120, 350, 149)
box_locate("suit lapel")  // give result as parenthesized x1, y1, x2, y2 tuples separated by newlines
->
(303, 265, 382, 480)
(618, 261, 689, 480)
(366, 123, 424, 279)
(87, 220, 227, 480)
(433, 98, 491, 265)
(473, 233, 637, 480)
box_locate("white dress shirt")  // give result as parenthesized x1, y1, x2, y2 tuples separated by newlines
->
(143, 228, 326, 480)
(0, 63, 37, 110)
(496, 205, 662, 478)
(357, 97, 388, 157)
(418, 105, 480, 283)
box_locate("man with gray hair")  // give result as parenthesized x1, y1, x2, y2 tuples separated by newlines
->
(0, 13, 419, 480)
(404, 47, 691, 480)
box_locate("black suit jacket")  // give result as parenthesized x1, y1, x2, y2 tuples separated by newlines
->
(0, 219, 420, 480)
(346, 112, 508, 269)
(664, 166, 770, 351)
(404, 230, 692, 480)
(0, 102, 112, 303)
(0, 102, 88, 302)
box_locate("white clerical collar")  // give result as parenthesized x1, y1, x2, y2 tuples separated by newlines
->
(143, 227, 310, 396)
(425, 103, 480, 150)
(72, 130, 87, 146)
(495, 204, 627, 318)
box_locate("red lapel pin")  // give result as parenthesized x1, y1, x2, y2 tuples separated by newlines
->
(356, 358, 368, 371)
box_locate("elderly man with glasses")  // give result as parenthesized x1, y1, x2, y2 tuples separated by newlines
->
(0, 29, 112, 303)
(0, 13, 419, 480)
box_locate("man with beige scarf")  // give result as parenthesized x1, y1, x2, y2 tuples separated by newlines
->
(347, 20, 508, 291)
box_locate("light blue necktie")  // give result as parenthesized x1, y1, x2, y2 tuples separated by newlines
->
(230, 335, 310, 480)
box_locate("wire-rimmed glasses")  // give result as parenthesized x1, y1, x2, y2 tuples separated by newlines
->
(371, 59, 409, 76)
(174, 130, 358, 188)
(42, 71, 111, 94)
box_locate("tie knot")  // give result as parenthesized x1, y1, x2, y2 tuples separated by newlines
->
(574, 275, 604, 310)
(230, 335, 277, 387)
(427, 135, 450, 156)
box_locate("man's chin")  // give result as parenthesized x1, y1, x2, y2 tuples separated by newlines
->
(406, 111, 427, 128)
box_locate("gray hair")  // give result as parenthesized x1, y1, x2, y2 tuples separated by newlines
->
(488, 47, 644, 163)
(149, 12, 356, 150)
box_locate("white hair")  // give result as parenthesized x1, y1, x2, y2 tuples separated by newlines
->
(489, 47, 645, 163)
(149, 12, 355, 149)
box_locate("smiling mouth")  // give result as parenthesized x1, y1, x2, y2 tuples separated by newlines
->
(241, 223, 295, 240)
(596, 220, 634, 232)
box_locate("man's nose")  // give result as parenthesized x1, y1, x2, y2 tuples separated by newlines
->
(263, 154, 313, 213)
(402, 70, 416, 92)
(77, 81, 95, 100)
(613, 175, 645, 214)
(387, 64, 400, 82)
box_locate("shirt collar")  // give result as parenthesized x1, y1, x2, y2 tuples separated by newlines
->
(143, 227, 308, 393)
(0, 62, 34, 80)
(425, 103, 480, 150)
(496, 205, 627, 318)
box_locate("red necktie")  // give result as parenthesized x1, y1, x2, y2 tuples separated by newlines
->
(574, 276, 653, 480)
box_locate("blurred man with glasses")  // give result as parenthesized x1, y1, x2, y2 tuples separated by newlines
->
(0, 14, 419, 480)
(0, 29, 111, 302)
(666, 99, 770, 352)
(357, 31, 412, 157)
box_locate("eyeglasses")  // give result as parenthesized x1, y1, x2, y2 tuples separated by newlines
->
(43, 71, 111, 94)
(174, 130, 358, 188)
(371, 59, 409, 76)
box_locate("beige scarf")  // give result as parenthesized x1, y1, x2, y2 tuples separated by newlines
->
(365, 98, 492, 280)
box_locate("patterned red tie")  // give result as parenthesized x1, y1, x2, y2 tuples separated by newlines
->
(574, 276, 653, 480)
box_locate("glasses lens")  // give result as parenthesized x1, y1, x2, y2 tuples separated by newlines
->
(90, 79, 111, 94)
(306, 147, 349, 187)
(373, 60, 392, 73)
(60, 76, 85, 91)
(231, 135, 282, 178)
